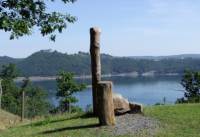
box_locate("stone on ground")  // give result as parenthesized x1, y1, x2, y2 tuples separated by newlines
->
(113, 93, 143, 115)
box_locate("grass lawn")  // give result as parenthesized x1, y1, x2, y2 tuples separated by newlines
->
(0, 104, 200, 137)
(144, 104, 200, 137)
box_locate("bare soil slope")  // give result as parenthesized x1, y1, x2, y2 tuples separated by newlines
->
(0, 110, 21, 130)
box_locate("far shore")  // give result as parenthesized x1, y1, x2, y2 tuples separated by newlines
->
(14, 74, 137, 82)
(14, 72, 181, 82)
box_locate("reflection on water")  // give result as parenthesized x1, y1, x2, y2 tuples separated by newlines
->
(25, 76, 184, 109)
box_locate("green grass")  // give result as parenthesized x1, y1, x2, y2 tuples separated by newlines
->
(0, 104, 200, 137)
(0, 113, 109, 137)
(144, 104, 200, 137)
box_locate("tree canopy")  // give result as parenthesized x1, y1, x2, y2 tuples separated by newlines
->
(0, 63, 19, 79)
(0, 0, 77, 41)
(176, 70, 200, 103)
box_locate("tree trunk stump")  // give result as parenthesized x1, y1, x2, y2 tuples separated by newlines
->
(97, 81, 115, 126)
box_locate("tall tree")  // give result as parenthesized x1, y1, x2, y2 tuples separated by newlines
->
(0, 0, 77, 41)
(56, 71, 86, 112)
(0, 64, 20, 114)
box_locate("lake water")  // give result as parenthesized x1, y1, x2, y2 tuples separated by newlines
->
(30, 76, 184, 110)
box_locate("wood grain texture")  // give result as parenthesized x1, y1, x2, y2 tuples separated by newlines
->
(97, 81, 115, 126)
(90, 27, 101, 115)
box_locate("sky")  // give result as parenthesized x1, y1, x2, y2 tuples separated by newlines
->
(1, 0, 200, 58)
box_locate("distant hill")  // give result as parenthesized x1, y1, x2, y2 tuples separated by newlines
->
(0, 56, 21, 65)
(1, 50, 200, 76)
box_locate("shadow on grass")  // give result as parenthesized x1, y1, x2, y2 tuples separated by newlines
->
(31, 116, 79, 127)
(38, 113, 99, 135)
(41, 123, 100, 134)
(26, 113, 96, 127)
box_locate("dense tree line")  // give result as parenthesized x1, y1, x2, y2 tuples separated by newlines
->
(0, 63, 86, 117)
(1, 50, 200, 76)
(0, 64, 51, 118)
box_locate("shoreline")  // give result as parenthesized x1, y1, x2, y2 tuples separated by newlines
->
(14, 72, 181, 82)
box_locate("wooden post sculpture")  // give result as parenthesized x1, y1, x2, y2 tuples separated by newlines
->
(90, 27, 101, 115)
(97, 81, 115, 125)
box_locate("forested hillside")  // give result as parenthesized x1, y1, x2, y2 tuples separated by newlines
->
(1, 50, 200, 76)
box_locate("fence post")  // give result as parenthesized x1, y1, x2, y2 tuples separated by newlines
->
(0, 79, 2, 110)
(21, 90, 25, 122)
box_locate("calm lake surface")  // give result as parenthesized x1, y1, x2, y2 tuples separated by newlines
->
(30, 76, 184, 110)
